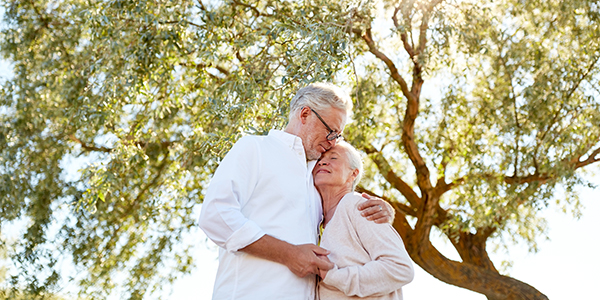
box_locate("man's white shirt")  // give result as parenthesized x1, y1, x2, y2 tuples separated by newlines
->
(199, 130, 322, 300)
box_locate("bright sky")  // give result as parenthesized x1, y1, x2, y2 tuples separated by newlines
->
(169, 173, 599, 300)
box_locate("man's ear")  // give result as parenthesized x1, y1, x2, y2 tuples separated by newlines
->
(299, 106, 311, 125)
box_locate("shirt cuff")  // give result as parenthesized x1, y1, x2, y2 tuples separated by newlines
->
(224, 220, 265, 252)
(322, 264, 341, 285)
(323, 265, 348, 293)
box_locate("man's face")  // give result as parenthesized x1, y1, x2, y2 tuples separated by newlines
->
(302, 107, 347, 161)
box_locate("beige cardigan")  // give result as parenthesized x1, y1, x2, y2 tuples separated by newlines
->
(319, 192, 414, 299)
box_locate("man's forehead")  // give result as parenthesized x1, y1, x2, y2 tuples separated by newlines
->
(330, 110, 347, 132)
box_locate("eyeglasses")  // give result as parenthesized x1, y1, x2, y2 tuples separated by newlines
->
(308, 107, 342, 141)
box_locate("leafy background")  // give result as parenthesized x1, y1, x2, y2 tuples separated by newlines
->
(1, 0, 599, 299)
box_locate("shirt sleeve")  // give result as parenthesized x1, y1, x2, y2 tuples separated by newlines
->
(198, 136, 266, 252)
(322, 196, 414, 297)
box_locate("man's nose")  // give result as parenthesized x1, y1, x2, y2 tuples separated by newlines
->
(328, 138, 337, 147)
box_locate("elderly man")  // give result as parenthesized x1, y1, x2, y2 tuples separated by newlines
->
(198, 83, 394, 300)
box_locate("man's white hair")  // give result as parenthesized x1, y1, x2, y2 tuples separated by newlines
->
(336, 140, 363, 190)
(288, 82, 353, 120)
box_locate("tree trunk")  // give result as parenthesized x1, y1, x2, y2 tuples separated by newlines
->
(393, 215, 549, 300)
(452, 230, 498, 272)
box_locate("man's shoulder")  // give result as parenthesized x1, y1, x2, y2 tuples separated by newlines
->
(228, 134, 283, 157)
(237, 131, 281, 143)
(233, 134, 267, 147)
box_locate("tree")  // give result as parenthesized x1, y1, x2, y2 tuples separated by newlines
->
(344, 1, 600, 299)
(0, 0, 598, 299)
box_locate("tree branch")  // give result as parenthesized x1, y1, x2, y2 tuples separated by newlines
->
(134, 155, 170, 203)
(410, 0, 443, 99)
(197, 0, 206, 11)
(574, 145, 600, 169)
(355, 26, 414, 102)
(416, 0, 442, 56)
(231, 0, 273, 17)
(534, 56, 600, 161)
(392, 6, 417, 60)
(356, 187, 417, 217)
(363, 144, 422, 208)
(96, 154, 171, 266)
(354, 22, 432, 195)
(451, 228, 499, 272)
(68, 135, 113, 153)
(160, 20, 203, 29)
(509, 143, 600, 184)
(443, 140, 600, 189)
(434, 176, 462, 197)
(179, 62, 230, 78)
(356, 7, 436, 238)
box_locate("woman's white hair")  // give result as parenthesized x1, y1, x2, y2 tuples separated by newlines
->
(336, 140, 363, 190)
(288, 82, 353, 120)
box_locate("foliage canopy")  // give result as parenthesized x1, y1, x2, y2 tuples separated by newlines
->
(1, 0, 599, 299)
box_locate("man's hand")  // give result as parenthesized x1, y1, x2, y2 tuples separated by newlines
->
(358, 193, 395, 224)
(240, 235, 333, 278)
(285, 244, 334, 278)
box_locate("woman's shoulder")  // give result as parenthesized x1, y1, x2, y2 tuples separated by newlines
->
(338, 192, 365, 214)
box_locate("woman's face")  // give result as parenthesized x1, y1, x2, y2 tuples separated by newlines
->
(313, 145, 356, 190)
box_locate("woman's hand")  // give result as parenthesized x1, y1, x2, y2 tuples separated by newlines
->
(317, 254, 331, 279)
(358, 193, 395, 224)
(318, 267, 329, 279)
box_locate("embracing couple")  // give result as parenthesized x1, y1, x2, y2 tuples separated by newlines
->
(199, 83, 414, 300)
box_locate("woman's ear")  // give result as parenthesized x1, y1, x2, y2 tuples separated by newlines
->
(348, 168, 359, 182)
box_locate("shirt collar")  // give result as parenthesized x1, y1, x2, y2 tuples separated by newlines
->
(269, 130, 319, 176)
(269, 129, 303, 150)
(270, 129, 315, 162)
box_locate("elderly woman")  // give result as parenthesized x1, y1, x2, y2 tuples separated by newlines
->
(314, 141, 414, 299)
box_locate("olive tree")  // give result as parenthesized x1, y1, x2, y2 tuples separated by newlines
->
(344, 1, 600, 299)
